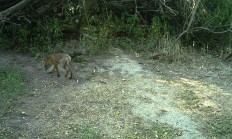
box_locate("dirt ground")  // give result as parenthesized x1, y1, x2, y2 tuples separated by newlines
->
(0, 47, 232, 139)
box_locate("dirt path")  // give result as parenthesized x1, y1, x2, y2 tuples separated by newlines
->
(0, 48, 232, 139)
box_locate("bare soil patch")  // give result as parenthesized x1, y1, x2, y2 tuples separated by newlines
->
(0, 47, 232, 139)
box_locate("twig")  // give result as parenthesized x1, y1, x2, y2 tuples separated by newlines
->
(158, 0, 178, 15)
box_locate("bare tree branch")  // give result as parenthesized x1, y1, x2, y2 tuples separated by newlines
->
(0, 0, 31, 20)
(174, 0, 231, 47)
(193, 23, 232, 33)
(173, 0, 201, 46)
(158, 0, 178, 15)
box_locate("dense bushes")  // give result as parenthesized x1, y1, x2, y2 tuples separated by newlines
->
(0, 0, 231, 54)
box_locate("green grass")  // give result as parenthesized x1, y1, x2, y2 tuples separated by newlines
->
(177, 90, 200, 109)
(72, 125, 103, 139)
(204, 114, 232, 139)
(125, 122, 181, 139)
(71, 123, 179, 139)
(0, 67, 28, 116)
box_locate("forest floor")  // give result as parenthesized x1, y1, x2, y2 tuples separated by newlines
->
(0, 45, 232, 139)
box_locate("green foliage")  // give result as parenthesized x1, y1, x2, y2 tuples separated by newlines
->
(30, 17, 62, 54)
(86, 36, 109, 55)
(189, 0, 232, 50)
(0, 67, 28, 116)
(81, 25, 110, 55)
(0, 16, 62, 55)
(1, 0, 231, 54)
(94, 37, 109, 54)
(113, 12, 147, 38)
(18, 24, 30, 47)
(151, 17, 161, 38)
